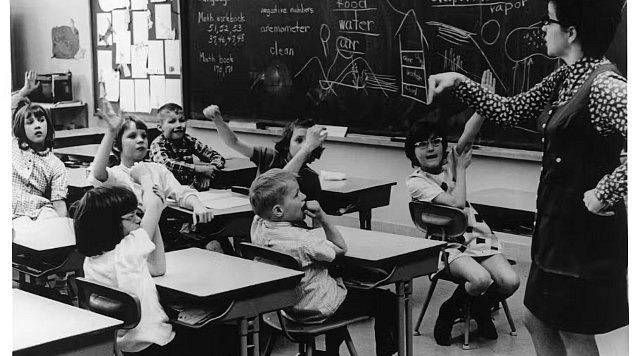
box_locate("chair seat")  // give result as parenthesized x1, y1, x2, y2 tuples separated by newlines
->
(262, 312, 370, 336)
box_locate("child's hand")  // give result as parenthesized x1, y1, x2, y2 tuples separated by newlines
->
(97, 98, 123, 132)
(152, 184, 166, 206)
(195, 176, 211, 191)
(303, 200, 325, 221)
(192, 206, 214, 227)
(199, 164, 219, 179)
(304, 125, 327, 151)
(203, 105, 221, 120)
(456, 146, 472, 170)
(130, 163, 154, 184)
(481, 69, 496, 93)
(20, 70, 40, 96)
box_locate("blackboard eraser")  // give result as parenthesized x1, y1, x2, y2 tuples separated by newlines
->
(390, 137, 406, 143)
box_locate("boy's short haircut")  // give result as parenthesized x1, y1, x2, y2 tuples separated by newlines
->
(249, 168, 298, 218)
(73, 185, 138, 257)
(157, 103, 183, 121)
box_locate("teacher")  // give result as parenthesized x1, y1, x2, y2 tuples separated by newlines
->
(425, 0, 627, 355)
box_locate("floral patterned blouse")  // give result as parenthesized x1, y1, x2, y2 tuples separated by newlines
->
(454, 57, 627, 207)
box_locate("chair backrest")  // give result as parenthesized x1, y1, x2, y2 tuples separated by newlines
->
(409, 201, 468, 241)
(239, 242, 302, 271)
(75, 277, 141, 330)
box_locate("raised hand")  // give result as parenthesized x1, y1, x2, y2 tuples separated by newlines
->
(96, 98, 123, 132)
(203, 105, 221, 120)
(456, 145, 473, 170)
(481, 69, 496, 92)
(304, 125, 327, 151)
(20, 70, 40, 96)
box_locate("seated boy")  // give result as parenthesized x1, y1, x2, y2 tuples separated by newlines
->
(150, 103, 225, 191)
(249, 169, 398, 356)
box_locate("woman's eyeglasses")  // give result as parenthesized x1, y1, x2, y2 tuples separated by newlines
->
(540, 15, 563, 26)
(414, 137, 443, 150)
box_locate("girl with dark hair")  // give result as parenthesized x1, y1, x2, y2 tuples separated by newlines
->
(12, 97, 68, 221)
(406, 71, 519, 346)
(426, 0, 627, 354)
(204, 104, 326, 202)
(75, 182, 178, 355)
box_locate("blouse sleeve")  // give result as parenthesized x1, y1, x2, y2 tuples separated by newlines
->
(49, 157, 68, 201)
(453, 66, 568, 127)
(589, 71, 627, 206)
(115, 228, 155, 274)
(406, 175, 444, 202)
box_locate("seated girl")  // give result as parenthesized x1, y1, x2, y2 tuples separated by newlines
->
(404, 71, 520, 346)
(203, 104, 327, 202)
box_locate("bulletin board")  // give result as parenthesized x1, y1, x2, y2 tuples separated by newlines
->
(89, 0, 182, 116)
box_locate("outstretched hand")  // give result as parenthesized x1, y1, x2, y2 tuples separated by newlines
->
(203, 105, 221, 120)
(426, 72, 466, 104)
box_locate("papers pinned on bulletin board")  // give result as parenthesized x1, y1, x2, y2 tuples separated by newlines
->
(322, 125, 348, 138)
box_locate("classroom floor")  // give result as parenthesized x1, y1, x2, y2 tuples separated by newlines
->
(265, 260, 629, 356)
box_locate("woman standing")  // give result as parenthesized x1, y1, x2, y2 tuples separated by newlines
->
(425, 1, 627, 354)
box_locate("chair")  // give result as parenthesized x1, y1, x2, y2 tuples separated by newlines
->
(409, 201, 517, 349)
(75, 277, 141, 330)
(239, 242, 370, 356)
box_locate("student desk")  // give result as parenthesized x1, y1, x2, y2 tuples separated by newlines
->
(315, 226, 445, 356)
(13, 289, 122, 356)
(153, 248, 304, 356)
(211, 157, 257, 189)
(54, 143, 102, 163)
(320, 177, 397, 230)
(468, 188, 537, 235)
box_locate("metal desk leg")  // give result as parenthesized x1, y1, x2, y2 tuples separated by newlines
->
(359, 210, 372, 230)
(252, 317, 260, 356)
(239, 318, 248, 356)
(404, 280, 413, 356)
(396, 281, 405, 356)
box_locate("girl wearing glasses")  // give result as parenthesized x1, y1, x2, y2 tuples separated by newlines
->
(405, 71, 520, 346)
(426, 0, 626, 354)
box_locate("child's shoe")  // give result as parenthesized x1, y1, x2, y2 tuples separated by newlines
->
(472, 296, 498, 340)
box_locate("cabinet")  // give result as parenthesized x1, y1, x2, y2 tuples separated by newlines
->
(36, 102, 88, 131)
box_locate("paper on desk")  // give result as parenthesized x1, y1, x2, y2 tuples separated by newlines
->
(203, 196, 250, 210)
(320, 170, 346, 181)
(13, 217, 76, 251)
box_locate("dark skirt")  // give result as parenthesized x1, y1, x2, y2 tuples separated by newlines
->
(524, 263, 628, 334)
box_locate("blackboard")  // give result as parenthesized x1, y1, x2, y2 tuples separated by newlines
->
(181, 0, 627, 151)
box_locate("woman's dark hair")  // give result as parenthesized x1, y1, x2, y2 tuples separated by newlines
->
(12, 99, 55, 150)
(73, 185, 138, 257)
(550, 0, 623, 58)
(112, 115, 149, 160)
(404, 120, 448, 168)
(274, 118, 324, 163)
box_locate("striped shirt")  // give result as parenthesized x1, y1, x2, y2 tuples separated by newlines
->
(250, 216, 347, 324)
(12, 139, 67, 219)
(150, 133, 225, 186)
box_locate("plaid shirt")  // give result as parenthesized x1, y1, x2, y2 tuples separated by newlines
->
(149, 133, 225, 186)
(12, 139, 68, 219)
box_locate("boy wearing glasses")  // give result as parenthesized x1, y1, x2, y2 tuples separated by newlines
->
(404, 71, 520, 346)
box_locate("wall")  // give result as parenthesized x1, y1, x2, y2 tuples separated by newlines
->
(10, 0, 95, 123)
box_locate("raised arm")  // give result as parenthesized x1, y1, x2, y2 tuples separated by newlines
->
(429, 148, 472, 209)
(91, 99, 122, 182)
(11, 70, 40, 109)
(455, 70, 495, 154)
(130, 164, 167, 276)
(284, 125, 327, 173)
(203, 105, 254, 158)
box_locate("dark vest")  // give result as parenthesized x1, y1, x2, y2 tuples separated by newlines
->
(534, 64, 627, 279)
